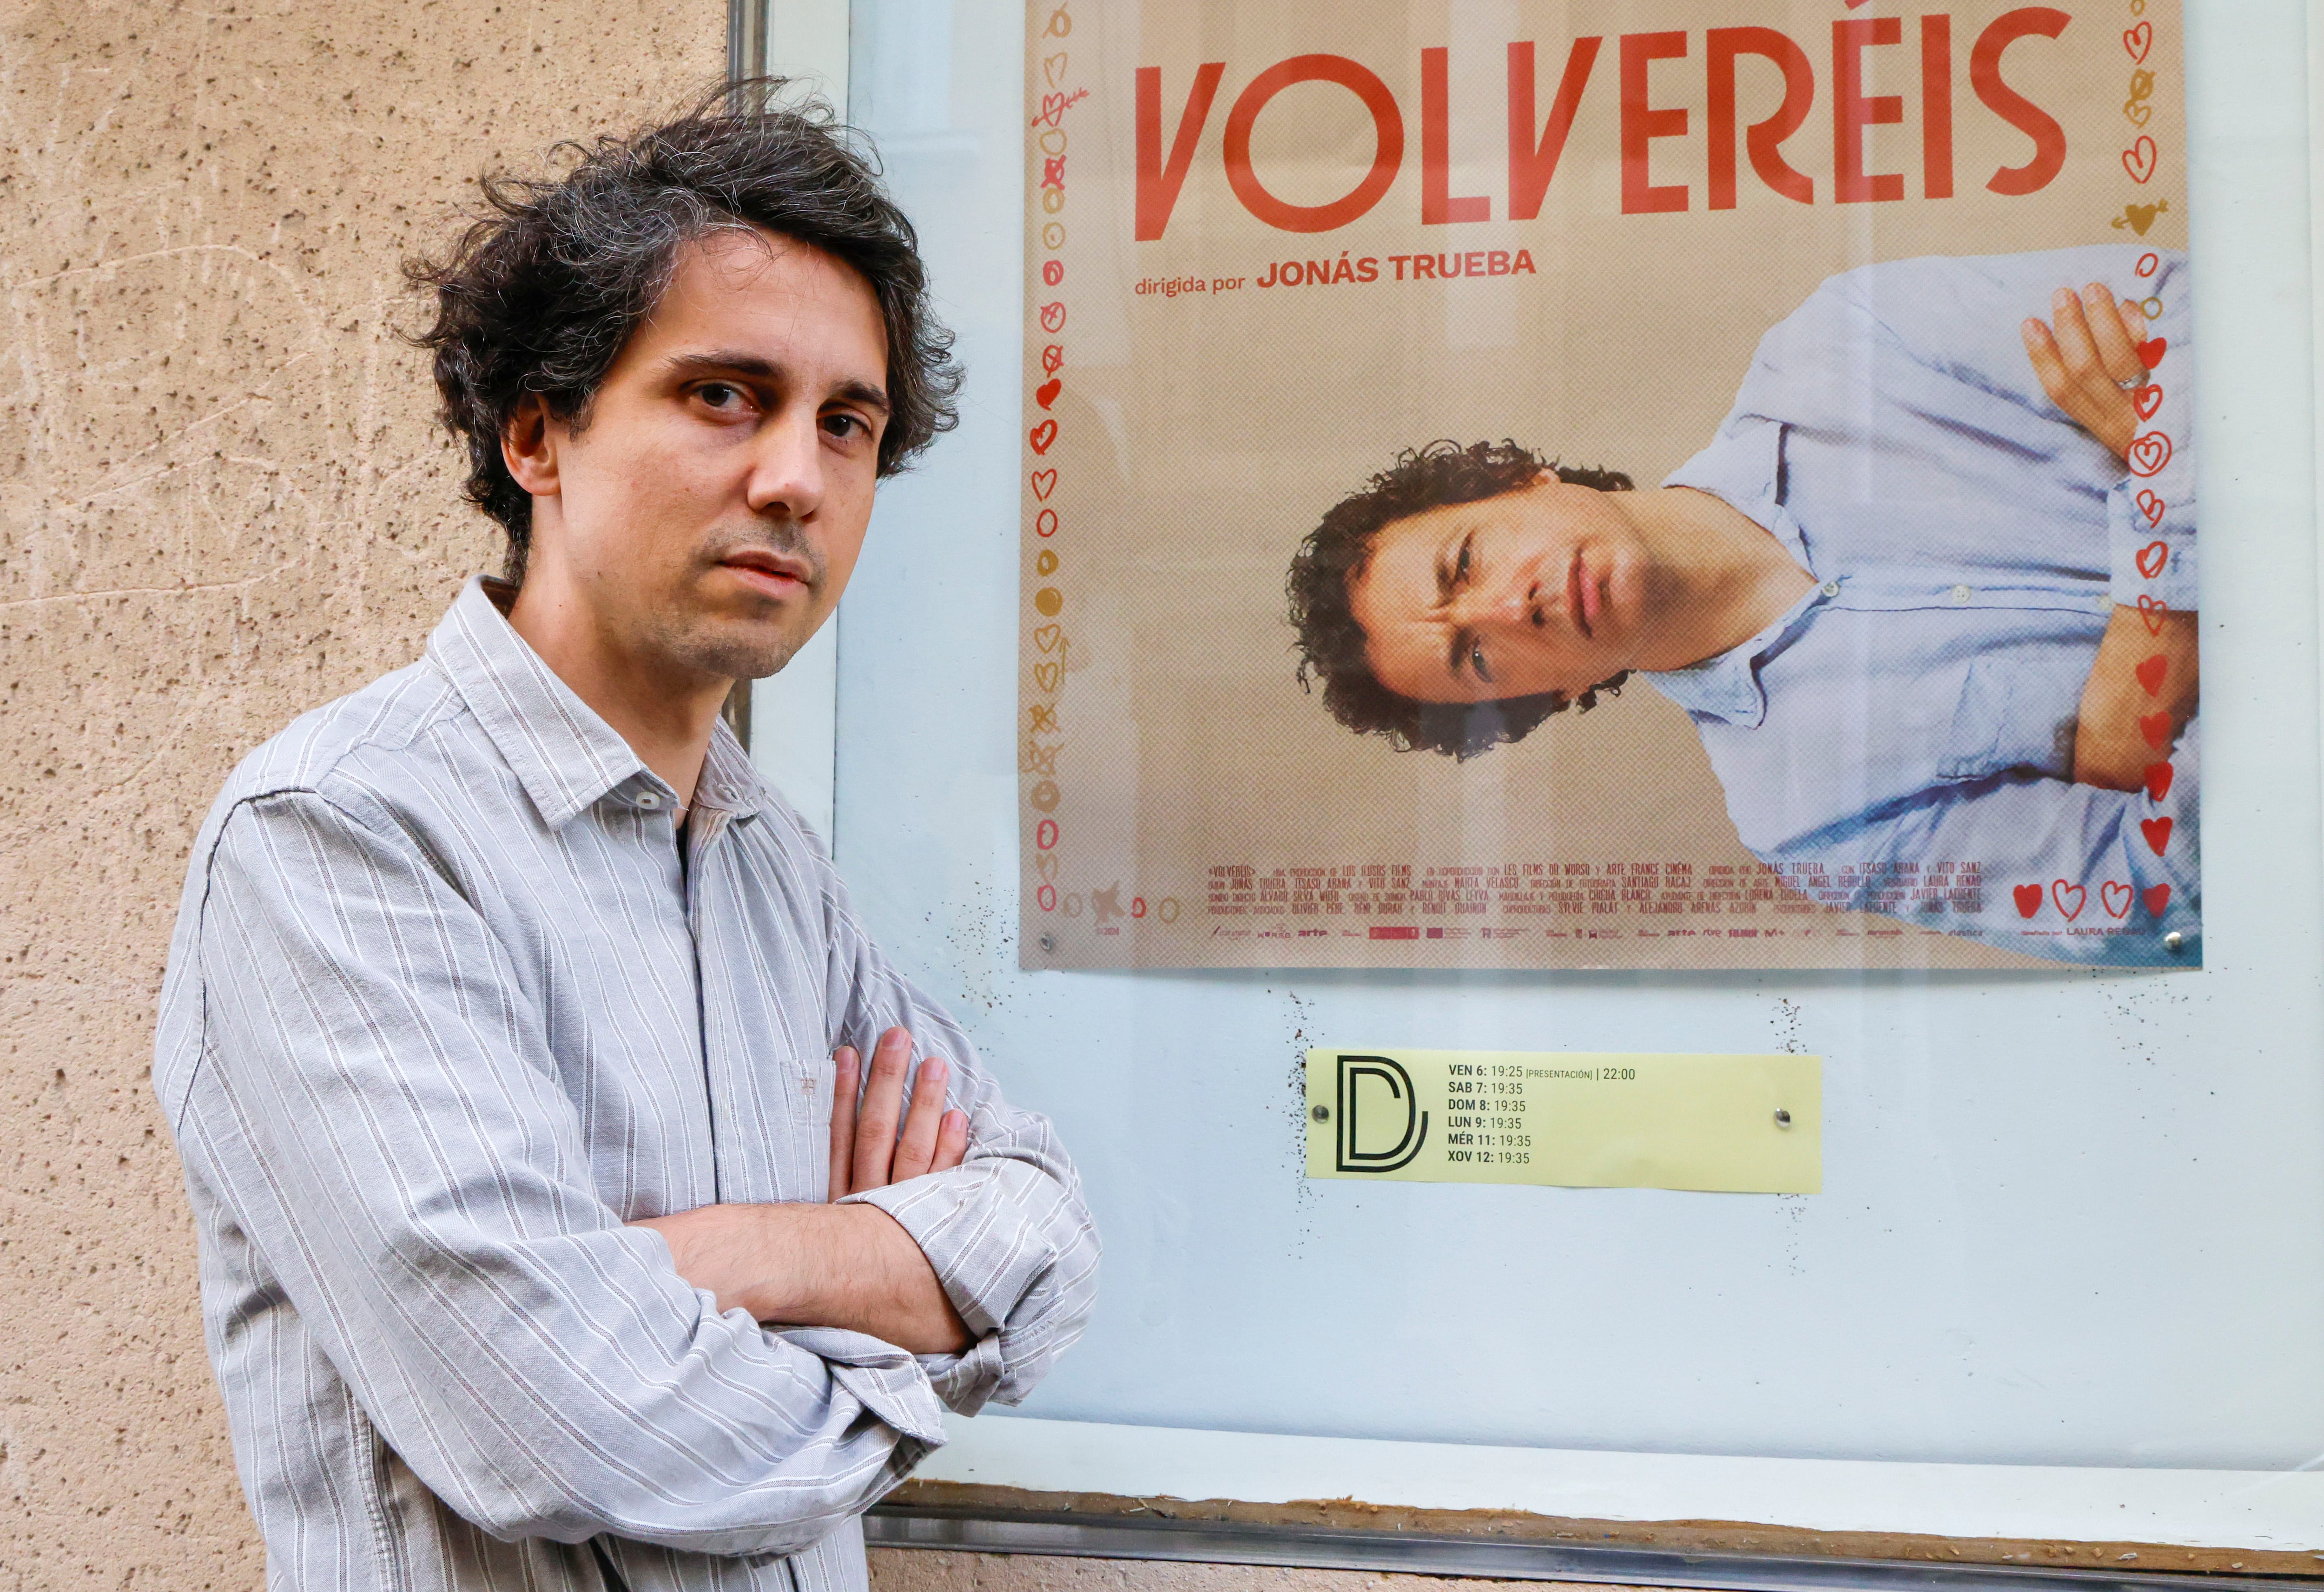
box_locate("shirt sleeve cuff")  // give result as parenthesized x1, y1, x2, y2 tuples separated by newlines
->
(839, 1160, 1061, 1338)
(2107, 477, 2197, 612)
(772, 1326, 950, 1446)
(912, 1330, 1011, 1415)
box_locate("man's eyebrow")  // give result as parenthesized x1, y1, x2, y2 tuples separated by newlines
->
(1433, 534, 1468, 680)
(830, 378, 891, 416)
(661, 351, 891, 414)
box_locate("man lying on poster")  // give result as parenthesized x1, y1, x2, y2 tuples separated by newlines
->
(1287, 246, 2197, 967)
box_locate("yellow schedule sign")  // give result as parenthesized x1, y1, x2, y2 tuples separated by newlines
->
(1304, 1050, 1821, 1195)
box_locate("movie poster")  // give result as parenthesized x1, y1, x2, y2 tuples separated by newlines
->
(1020, 0, 2197, 970)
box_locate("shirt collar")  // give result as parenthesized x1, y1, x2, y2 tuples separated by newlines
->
(426, 576, 773, 829)
(1665, 417, 1812, 562)
(693, 717, 772, 821)
(1638, 581, 1829, 729)
(427, 577, 647, 827)
(1646, 420, 1825, 727)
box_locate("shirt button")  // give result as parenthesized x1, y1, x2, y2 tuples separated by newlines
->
(635, 792, 663, 809)
(1950, 584, 1974, 604)
(1820, 581, 1841, 598)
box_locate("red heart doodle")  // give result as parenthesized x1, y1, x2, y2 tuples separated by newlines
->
(2137, 489, 2166, 526)
(1029, 419, 1058, 454)
(2135, 540, 2169, 579)
(2122, 136, 2158, 184)
(2140, 816, 2174, 855)
(2135, 655, 2168, 696)
(2124, 21, 2152, 62)
(2101, 882, 2135, 919)
(1030, 468, 1057, 500)
(2127, 432, 2173, 477)
(2139, 710, 2172, 749)
(2052, 881, 2087, 921)
(1036, 379, 1062, 409)
(2133, 384, 2163, 420)
(2144, 884, 2172, 916)
(2136, 336, 2168, 369)
(2013, 883, 2044, 919)
(2136, 594, 2170, 634)
(2144, 762, 2174, 802)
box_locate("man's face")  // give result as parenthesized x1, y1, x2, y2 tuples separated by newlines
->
(1347, 476, 1651, 704)
(512, 228, 890, 682)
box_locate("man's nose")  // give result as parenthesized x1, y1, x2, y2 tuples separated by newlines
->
(1460, 584, 1534, 631)
(745, 409, 826, 522)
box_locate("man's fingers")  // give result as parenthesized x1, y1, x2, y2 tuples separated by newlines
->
(851, 1026, 912, 1192)
(2080, 283, 2145, 386)
(2047, 288, 2104, 386)
(2020, 318, 2072, 410)
(892, 1058, 951, 1182)
(2025, 305, 2134, 460)
(827, 1046, 861, 1200)
(932, 1109, 971, 1174)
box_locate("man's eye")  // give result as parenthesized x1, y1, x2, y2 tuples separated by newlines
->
(693, 381, 758, 414)
(822, 412, 865, 439)
(1471, 641, 1492, 684)
(1454, 536, 1473, 585)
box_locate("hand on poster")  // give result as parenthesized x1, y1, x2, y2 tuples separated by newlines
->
(2019, 283, 2152, 461)
(2015, 281, 2197, 790)
(2073, 608, 2197, 791)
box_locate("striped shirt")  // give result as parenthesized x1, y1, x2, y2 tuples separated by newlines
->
(153, 577, 1099, 1592)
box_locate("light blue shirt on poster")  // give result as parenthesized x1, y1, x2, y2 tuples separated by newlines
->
(1646, 245, 2198, 967)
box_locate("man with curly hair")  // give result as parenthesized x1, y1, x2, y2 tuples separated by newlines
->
(152, 85, 1098, 1591)
(1288, 248, 2199, 965)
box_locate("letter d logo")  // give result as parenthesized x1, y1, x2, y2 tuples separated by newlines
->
(1335, 1054, 1428, 1173)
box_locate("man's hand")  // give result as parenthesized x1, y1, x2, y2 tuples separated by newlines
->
(2021, 283, 2150, 463)
(634, 1027, 973, 1353)
(829, 1026, 970, 1199)
(2073, 607, 2198, 791)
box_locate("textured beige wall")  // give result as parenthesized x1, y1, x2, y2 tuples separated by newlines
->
(0, 1, 720, 1583)
(0, 7, 1638, 1591)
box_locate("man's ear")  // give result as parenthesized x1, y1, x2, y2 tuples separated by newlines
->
(501, 396, 560, 498)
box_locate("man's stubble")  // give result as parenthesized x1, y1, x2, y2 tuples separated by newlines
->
(660, 515, 835, 684)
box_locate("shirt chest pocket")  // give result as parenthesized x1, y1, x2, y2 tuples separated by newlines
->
(1936, 655, 2084, 783)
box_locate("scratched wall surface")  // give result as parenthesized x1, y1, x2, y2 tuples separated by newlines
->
(0, 1, 719, 1583)
(0, 7, 1608, 1591)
